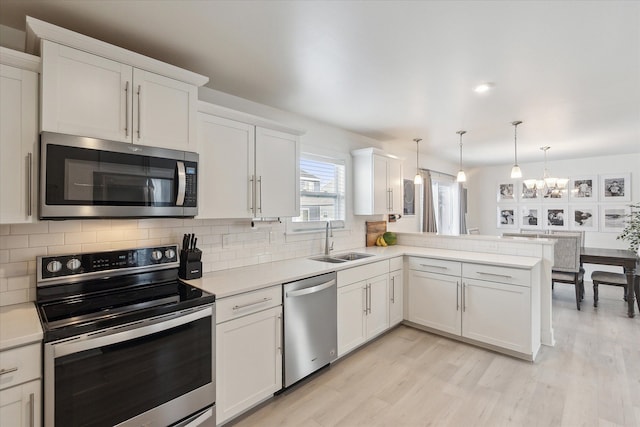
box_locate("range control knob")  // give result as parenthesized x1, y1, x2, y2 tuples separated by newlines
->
(164, 248, 176, 260)
(46, 260, 63, 273)
(67, 258, 82, 271)
(151, 249, 163, 261)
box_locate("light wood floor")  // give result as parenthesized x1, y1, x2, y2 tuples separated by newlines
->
(230, 285, 640, 427)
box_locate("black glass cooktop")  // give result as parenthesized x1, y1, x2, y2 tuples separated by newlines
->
(37, 268, 215, 342)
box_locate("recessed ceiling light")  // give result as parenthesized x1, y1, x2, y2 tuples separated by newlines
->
(474, 82, 495, 93)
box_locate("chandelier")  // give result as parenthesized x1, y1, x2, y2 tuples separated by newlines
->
(523, 146, 568, 197)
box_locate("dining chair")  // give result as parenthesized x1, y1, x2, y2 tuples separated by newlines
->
(590, 270, 640, 310)
(549, 235, 584, 310)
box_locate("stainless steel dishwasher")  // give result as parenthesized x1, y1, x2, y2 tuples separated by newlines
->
(283, 272, 337, 387)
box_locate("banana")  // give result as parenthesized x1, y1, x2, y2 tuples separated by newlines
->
(377, 235, 387, 247)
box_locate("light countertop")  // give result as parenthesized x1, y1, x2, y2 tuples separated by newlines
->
(0, 302, 43, 351)
(185, 245, 541, 299)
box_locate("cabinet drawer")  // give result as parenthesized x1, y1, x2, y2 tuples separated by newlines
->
(462, 263, 531, 287)
(0, 343, 40, 391)
(338, 261, 388, 287)
(217, 285, 282, 324)
(408, 257, 461, 276)
(389, 256, 403, 272)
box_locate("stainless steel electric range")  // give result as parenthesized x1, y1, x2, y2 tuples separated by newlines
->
(36, 245, 215, 427)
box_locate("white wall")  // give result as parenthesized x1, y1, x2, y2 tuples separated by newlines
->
(465, 152, 640, 278)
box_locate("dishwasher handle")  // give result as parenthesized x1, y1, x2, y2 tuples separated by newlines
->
(286, 279, 336, 298)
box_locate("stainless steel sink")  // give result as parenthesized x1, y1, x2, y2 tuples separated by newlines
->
(309, 255, 347, 263)
(332, 252, 375, 261)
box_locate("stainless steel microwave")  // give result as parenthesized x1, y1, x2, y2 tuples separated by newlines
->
(40, 132, 198, 219)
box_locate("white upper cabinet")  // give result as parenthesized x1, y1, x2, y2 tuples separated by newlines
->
(0, 49, 39, 224)
(197, 103, 302, 219)
(132, 68, 197, 149)
(197, 113, 255, 219)
(352, 148, 403, 215)
(41, 41, 197, 150)
(254, 127, 299, 218)
(29, 17, 207, 151)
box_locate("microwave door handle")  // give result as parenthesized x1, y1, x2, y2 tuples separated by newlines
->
(176, 161, 186, 206)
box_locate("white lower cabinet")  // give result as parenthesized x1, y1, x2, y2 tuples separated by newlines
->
(0, 342, 41, 427)
(337, 261, 389, 357)
(215, 286, 282, 425)
(408, 257, 537, 359)
(0, 379, 40, 427)
(408, 270, 461, 335)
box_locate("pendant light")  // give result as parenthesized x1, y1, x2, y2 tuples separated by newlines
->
(413, 138, 423, 185)
(510, 120, 523, 179)
(456, 130, 467, 183)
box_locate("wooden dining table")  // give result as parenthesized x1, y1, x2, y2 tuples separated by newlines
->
(580, 247, 639, 318)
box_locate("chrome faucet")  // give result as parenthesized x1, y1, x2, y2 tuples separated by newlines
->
(324, 221, 334, 255)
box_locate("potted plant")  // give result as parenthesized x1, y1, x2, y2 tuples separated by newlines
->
(617, 202, 640, 255)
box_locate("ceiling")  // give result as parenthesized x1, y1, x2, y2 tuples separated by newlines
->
(1, 0, 639, 167)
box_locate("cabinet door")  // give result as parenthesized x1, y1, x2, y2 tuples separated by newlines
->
(0, 64, 38, 224)
(462, 279, 531, 354)
(366, 274, 389, 338)
(372, 154, 388, 214)
(408, 270, 461, 335)
(255, 127, 299, 217)
(133, 68, 197, 150)
(197, 113, 254, 219)
(388, 158, 403, 214)
(216, 306, 282, 424)
(389, 269, 403, 326)
(337, 281, 366, 357)
(0, 380, 41, 427)
(41, 40, 131, 142)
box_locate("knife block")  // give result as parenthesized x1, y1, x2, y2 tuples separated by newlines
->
(179, 249, 202, 280)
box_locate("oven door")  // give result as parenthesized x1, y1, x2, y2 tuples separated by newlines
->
(43, 305, 215, 427)
(40, 131, 198, 219)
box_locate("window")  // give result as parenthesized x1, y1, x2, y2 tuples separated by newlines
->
(290, 154, 346, 231)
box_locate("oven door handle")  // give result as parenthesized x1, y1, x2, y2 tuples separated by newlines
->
(51, 305, 213, 358)
(176, 161, 186, 206)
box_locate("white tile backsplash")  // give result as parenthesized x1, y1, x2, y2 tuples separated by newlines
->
(0, 217, 367, 306)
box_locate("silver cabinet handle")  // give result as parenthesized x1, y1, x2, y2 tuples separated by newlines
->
(176, 161, 186, 206)
(387, 188, 392, 211)
(0, 367, 18, 375)
(29, 392, 35, 427)
(462, 283, 466, 312)
(276, 314, 282, 354)
(477, 271, 512, 279)
(456, 281, 459, 311)
(419, 264, 448, 270)
(232, 297, 272, 311)
(367, 283, 372, 314)
(27, 152, 32, 216)
(286, 280, 335, 297)
(257, 176, 263, 213)
(363, 286, 368, 315)
(249, 175, 254, 212)
(391, 277, 395, 303)
(136, 84, 141, 139)
(124, 81, 129, 137)
(390, 188, 393, 211)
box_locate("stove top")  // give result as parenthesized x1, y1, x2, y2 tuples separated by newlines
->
(36, 245, 215, 342)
